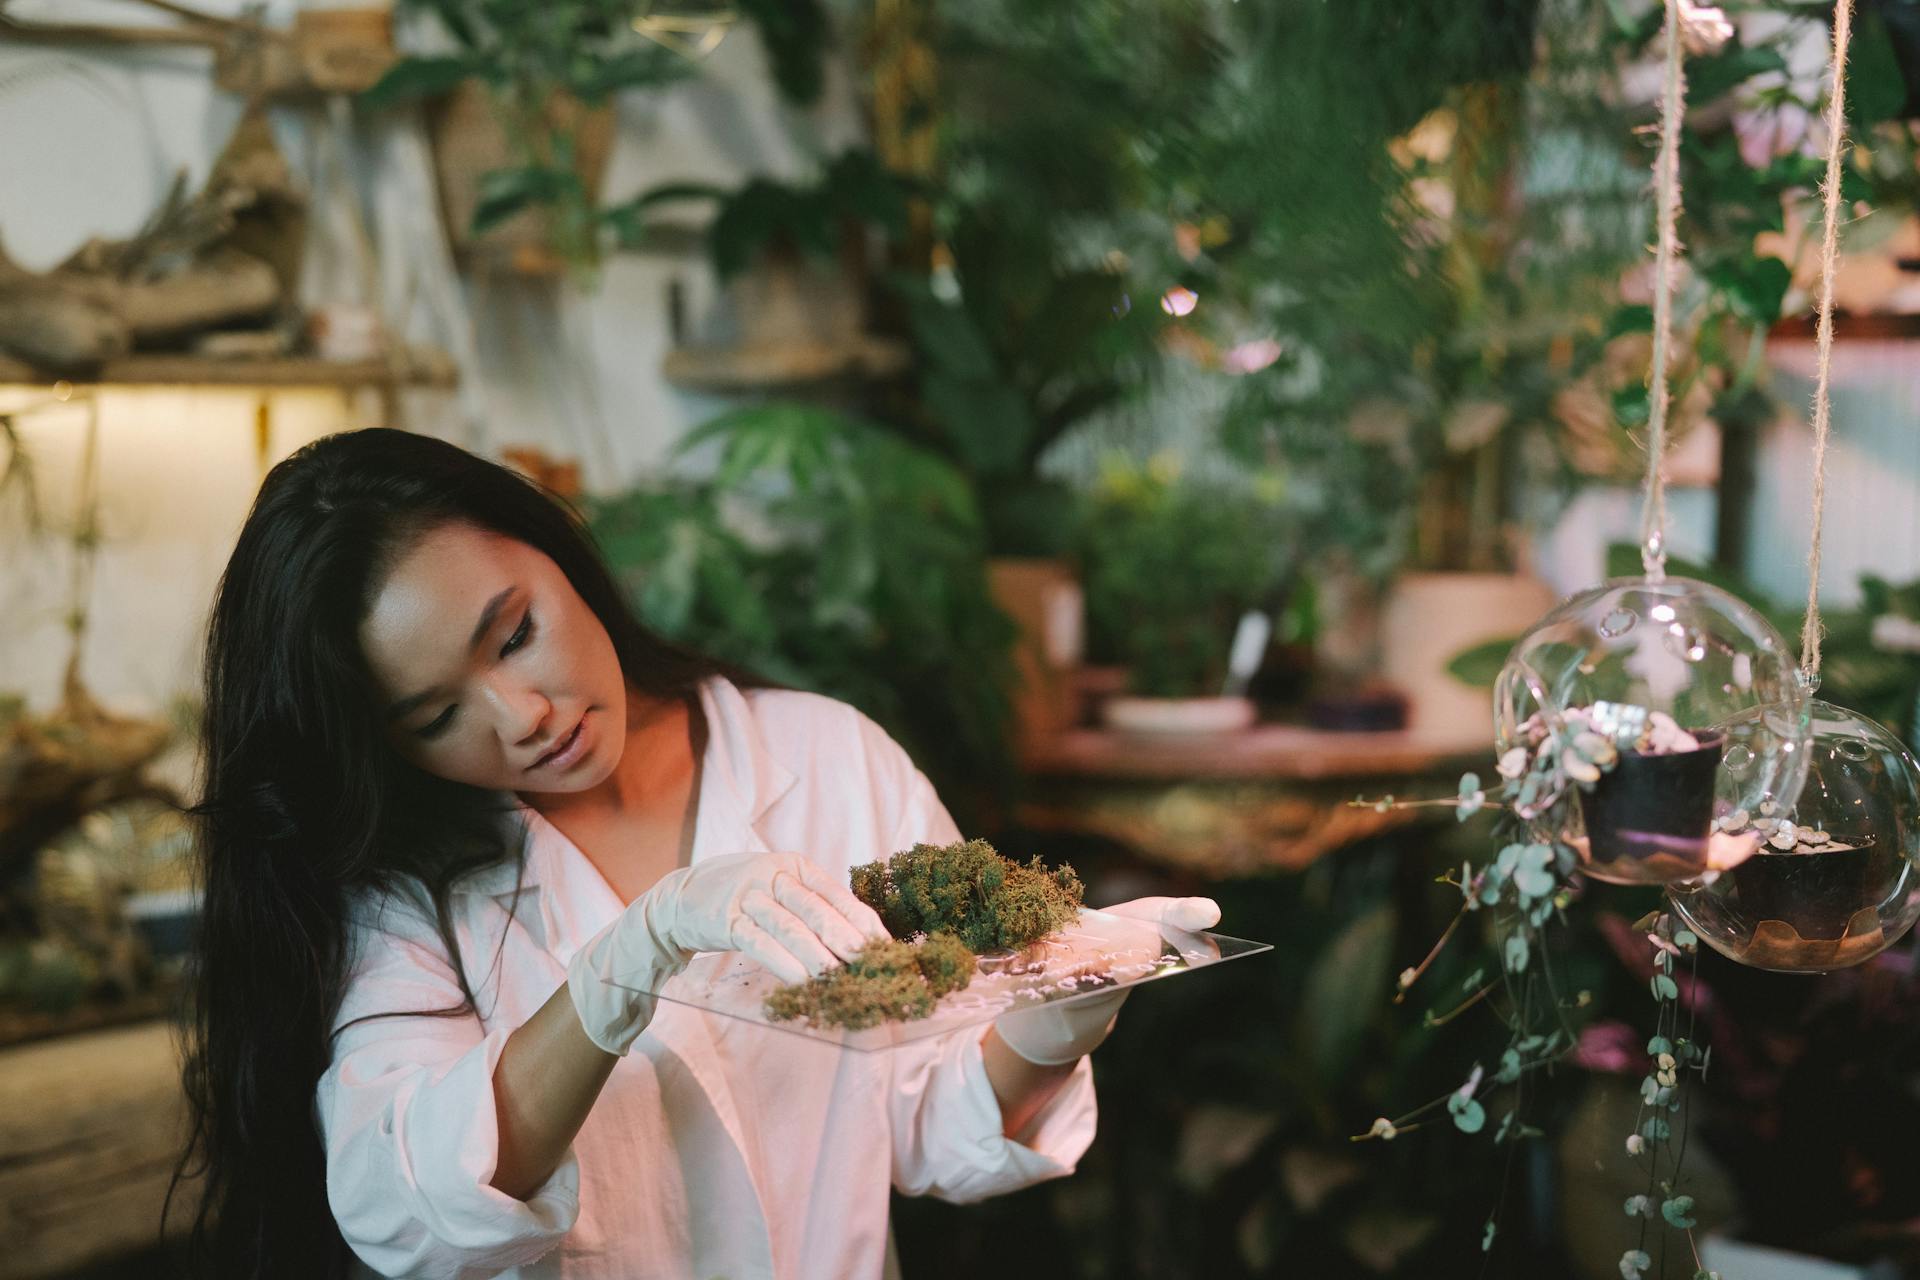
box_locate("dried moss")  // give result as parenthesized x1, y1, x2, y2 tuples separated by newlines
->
(765, 841, 1083, 1030)
(912, 930, 976, 998)
(851, 839, 1084, 952)
(764, 930, 978, 1030)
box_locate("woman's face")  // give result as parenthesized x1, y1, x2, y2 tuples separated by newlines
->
(359, 520, 627, 795)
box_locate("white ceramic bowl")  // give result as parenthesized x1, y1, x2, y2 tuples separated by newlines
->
(1101, 695, 1257, 736)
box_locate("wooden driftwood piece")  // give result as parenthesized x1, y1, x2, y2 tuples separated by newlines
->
(0, 0, 395, 97)
(0, 106, 304, 372)
(0, 659, 174, 889)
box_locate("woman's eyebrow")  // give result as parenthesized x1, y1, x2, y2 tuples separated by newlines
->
(465, 585, 518, 653)
(384, 585, 518, 720)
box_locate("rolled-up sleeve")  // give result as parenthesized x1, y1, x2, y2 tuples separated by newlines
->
(861, 713, 1101, 1204)
(887, 1027, 1098, 1204)
(318, 900, 578, 1278)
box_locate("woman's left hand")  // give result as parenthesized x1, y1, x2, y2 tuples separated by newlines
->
(990, 895, 1220, 1065)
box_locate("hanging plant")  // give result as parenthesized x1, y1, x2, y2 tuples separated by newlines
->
(1349, 6, 1913, 1278)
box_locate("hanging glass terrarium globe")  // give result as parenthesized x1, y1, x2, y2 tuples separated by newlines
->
(1666, 700, 1920, 972)
(1494, 575, 1812, 886)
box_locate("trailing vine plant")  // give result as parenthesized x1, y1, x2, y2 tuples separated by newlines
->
(1353, 706, 1718, 1278)
(1350, 0, 1864, 1272)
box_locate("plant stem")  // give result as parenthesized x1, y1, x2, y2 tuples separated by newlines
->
(1346, 795, 1510, 813)
(1396, 905, 1468, 1002)
(1427, 980, 1499, 1027)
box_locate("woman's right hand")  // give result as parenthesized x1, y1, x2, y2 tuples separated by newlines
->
(567, 852, 890, 1055)
(649, 852, 890, 982)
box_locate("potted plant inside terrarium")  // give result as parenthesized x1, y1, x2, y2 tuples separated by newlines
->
(1494, 576, 1812, 886)
(1076, 456, 1290, 734)
(1576, 701, 1726, 880)
(1669, 699, 1920, 972)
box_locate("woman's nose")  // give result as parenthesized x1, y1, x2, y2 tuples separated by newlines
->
(484, 678, 553, 748)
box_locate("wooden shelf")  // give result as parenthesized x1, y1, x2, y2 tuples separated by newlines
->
(662, 336, 910, 392)
(0, 347, 459, 390)
(1022, 722, 1486, 782)
(1768, 312, 1920, 341)
(0, 988, 178, 1053)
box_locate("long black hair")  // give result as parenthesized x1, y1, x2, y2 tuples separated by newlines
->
(171, 428, 741, 1278)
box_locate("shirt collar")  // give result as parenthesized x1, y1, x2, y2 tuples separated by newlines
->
(450, 674, 798, 904)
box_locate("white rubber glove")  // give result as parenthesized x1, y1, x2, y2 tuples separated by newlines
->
(567, 852, 890, 1055)
(991, 896, 1221, 1066)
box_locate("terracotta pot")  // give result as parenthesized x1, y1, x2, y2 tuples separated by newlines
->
(1072, 665, 1129, 728)
(987, 558, 1082, 751)
(425, 82, 615, 273)
(723, 245, 865, 349)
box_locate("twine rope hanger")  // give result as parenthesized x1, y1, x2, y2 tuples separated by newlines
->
(1638, 0, 1853, 685)
(1800, 0, 1853, 683)
(1639, 0, 1685, 585)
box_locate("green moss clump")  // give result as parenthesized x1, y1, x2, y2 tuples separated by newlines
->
(913, 930, 976, 997)
(764, 930, 979, 1030)
(850, 839, 1084, 952)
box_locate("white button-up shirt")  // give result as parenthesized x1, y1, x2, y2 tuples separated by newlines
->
(318, 677, 1098, 1279)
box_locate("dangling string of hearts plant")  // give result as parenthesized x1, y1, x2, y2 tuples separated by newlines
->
(1348, 3, 1862, 1275)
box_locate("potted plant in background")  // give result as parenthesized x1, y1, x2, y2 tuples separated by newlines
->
(584, 401, 1016, 824)
(361, 0, 834, 276)
(1075, 455, 1290, 735)
(617, 148, 915, 386)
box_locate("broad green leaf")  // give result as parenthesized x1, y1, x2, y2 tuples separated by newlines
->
(471, 165, 584, 232)
(1707, 255, 1792, 324)
(1849, 10, 1908, 126)
(1446, 637, 1514, 689)
(1295, 904, 1395, 1083)
(1605, 304, 1654, 339)
(362, 56, 474, 108)
(1688, 43, 1788, 106)
(571, 47, 688, 101)
(923, 372, 1036, 476)
(897, 283, 1000, 380)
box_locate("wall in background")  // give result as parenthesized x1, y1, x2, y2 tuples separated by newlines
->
(0, 0, 867, 713)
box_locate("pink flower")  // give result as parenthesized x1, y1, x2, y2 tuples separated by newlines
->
(1733, 101, 1815, 170)
(1573, 1020, 1643, 1074)
(1676, 0, 1733, 55)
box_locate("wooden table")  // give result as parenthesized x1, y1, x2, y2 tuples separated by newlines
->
(0, 1021, 192, 1279)
(1017, 724, 1487, 878)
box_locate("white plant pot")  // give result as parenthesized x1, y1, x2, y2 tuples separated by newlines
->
(1102, 695, 1256, 736)
(1379, 571, 1557, 749)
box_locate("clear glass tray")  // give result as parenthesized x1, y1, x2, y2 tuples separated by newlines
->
(613, 908, 1274, 1052)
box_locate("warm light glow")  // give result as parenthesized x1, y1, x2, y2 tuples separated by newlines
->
(1159, 286, 1199, 317)
(0, 385, 359, 714)
(1223, 337, 1283, 374)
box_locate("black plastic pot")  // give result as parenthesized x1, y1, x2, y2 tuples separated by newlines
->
(1579, 731, 1724, 871)
(1729, 843, 1876, 941)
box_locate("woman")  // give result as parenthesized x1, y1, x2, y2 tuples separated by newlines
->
(176, 428, 1216, 1279)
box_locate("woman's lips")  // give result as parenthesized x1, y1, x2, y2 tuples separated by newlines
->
(532, 713, 590, 772)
